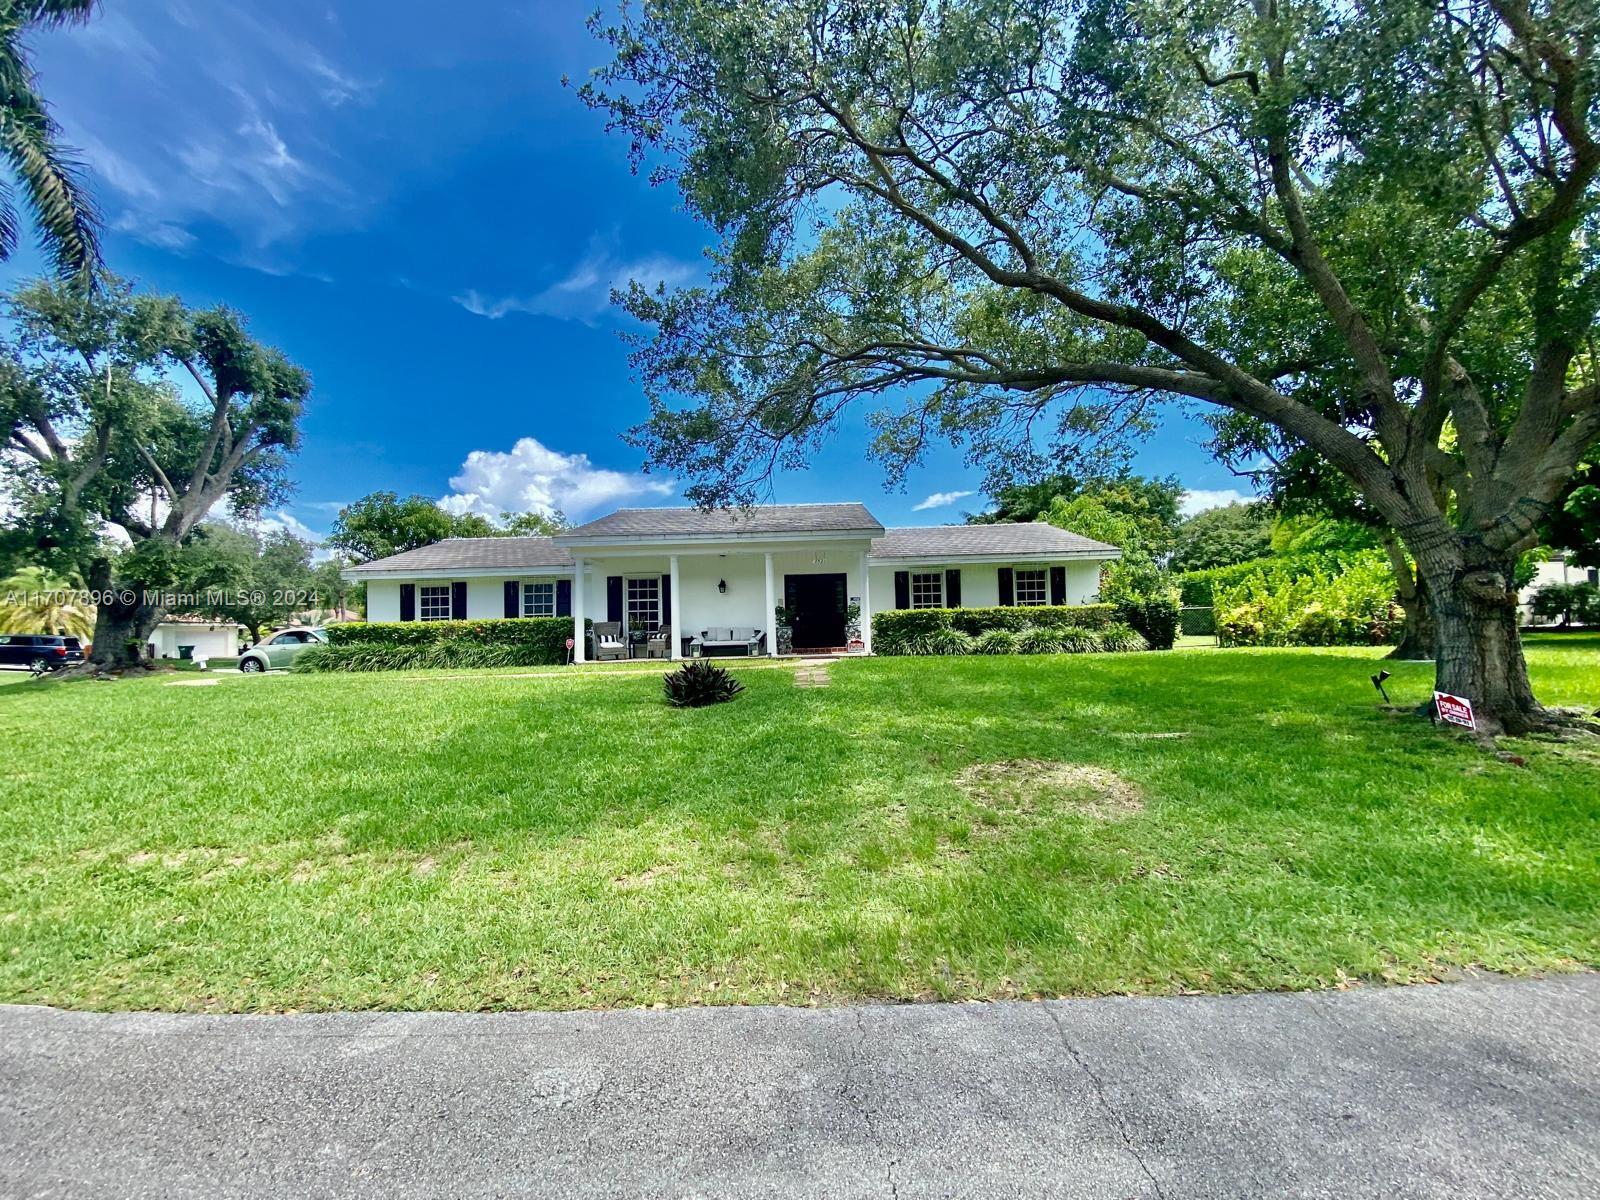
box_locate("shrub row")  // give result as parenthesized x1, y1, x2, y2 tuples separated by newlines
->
(294, 642, 543, 673)
(326, 617, 578, 663)
(873, 604, 1117, 654)
(1214, 551, 1403, 647)
(879, 615, 1148, 657)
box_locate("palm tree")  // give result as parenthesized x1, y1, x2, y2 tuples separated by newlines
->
(0, 1, 100, 276)
(0, 565, 94, 638)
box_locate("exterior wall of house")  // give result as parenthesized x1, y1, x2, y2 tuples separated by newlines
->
(361, 575, 568, 624)
(366, 580, 401, 622)
(866, 559, 1105, 615)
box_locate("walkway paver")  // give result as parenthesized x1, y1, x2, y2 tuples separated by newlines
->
(2, 974, 1596, 1198)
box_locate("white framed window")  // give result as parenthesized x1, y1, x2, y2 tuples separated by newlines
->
(419, 584, 452, 621)
(626, 576, 661, 630)
(1014, 568, 1048, 606)
(910, 571, 944, 609)
(523, 581, 555, 617)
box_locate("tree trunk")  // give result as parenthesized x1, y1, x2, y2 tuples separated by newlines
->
(85, 559, 163, 670)
(1383, 538, 1435, 660)
(1416, 545, 1544, 736)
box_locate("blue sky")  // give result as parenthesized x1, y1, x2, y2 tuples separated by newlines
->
(11, 0, 1251, 542)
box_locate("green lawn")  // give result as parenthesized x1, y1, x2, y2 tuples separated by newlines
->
(1, 636, 1596, 1012)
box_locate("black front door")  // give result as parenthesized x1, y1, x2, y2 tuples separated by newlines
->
(785, 573, 848, 649)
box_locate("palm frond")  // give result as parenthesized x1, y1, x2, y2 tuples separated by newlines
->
(0, 81, 100, 276)
(6, 2, 98, 32)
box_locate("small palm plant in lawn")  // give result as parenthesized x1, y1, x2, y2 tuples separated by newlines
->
(663, 658, 745, 707)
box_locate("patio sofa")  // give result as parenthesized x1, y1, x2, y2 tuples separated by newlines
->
(693, 626, 766, 657)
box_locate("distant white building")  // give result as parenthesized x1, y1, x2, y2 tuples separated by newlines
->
(147, 617, 244, 661)
(1519, 553, 1598, 624)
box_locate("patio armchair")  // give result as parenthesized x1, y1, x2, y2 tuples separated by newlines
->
(642, 625, 672, 659)
(592, 621, 629, 661)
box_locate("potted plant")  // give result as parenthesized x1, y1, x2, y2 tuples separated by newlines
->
(774, 604, 794, 655)
(844, 601, 865, 653)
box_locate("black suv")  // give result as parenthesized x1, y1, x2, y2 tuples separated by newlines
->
(0, 634, 85, 671)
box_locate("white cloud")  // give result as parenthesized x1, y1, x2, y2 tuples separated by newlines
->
(111, 212, 196, 252)
(440, 437, 675, 520)
(1180, 487, 1256, 517)
(912, 489, 976, 512)
(453, 236, 699, 324)
(51, 4, 374, 257)
(256, 508, 325, 543)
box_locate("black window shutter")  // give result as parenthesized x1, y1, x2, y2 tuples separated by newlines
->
(893, 570, 910, 609)
(945, 568, 962, 608)
(784, 575, 797, 613)
(1049, 566, 1067, 605)
(555, 579, 572, 617)
(606, 576, 624, 623)
(997, 567, 1014, 606)
(504, 580, 521, 618)
(451, 581, 468, 620)
(399, 583, 415, 622)
(660, 575, 671, 625)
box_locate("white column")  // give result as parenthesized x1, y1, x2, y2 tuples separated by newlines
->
(571, 557, 586, 663)
(669, 554, 683, 660)
(764, 551, 777, 657)
(859, 550, 873, 654)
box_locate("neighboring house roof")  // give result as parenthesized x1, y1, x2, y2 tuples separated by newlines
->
(344, 536, 576, 576)
(154, 616, 246, 628)
(558, 503, 885, 541)
(869, 523, 1120, 561)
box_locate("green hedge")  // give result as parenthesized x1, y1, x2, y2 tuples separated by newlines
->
(322, 617, 580, 667)
(1177, 552, 1353, 606)
(1214, 551, 1402, 646)
(873, 605, 1143, 656)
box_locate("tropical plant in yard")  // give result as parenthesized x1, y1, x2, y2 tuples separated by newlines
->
(663, 658, 746, 707)
(586, 0, 1600, 733)
(0, 0, 100, 277)
(973, 628, 1020, 654)
(0, 565, 90, 636)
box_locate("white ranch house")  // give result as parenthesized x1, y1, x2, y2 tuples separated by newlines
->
(346, 503, 1120, 660)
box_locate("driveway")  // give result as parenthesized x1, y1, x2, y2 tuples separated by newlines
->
(2, 974, 1596, 1199)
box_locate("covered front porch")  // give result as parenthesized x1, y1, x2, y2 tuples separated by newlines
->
(567, 542, 874, 662)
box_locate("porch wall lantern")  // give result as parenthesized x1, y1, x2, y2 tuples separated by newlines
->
(717, 578, 728, 593)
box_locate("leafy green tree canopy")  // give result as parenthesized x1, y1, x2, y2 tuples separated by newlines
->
(0, 273, 310, 666)
(585, 0, 1600, 732)
(1171, 502, 1273, 571)
(173, 521, 316, 642)
(328, 493, 489, 564)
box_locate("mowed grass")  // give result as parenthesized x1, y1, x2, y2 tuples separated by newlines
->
(0, 636, 1596, 1012)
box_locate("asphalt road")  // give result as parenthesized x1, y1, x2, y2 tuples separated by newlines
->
(2, 974, 1596, 1199)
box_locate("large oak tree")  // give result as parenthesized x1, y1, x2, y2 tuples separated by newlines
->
(585, 0, 1600, 733)
(1, 276, 309, 667)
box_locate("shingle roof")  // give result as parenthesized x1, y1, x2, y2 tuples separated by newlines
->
(560, 503, 884, 540)
(345, 537, 575, 575)
(869, 523, 1120, 560)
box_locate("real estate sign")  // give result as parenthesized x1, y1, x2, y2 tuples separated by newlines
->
(1432, 691, 1476, 731)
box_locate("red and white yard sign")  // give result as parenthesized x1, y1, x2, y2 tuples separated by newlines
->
(1433, 691, 1476, 730)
